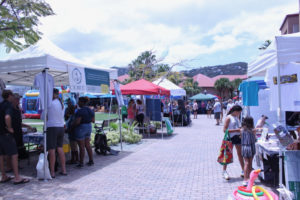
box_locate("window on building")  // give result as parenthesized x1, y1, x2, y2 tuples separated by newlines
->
(293, 24, 299, 33)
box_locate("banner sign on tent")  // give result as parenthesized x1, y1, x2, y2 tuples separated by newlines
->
(68, 66, 110, 93)
(85, 68, 109, 93)
(113, 80, 124, 106)
(68, 66, 87, 93)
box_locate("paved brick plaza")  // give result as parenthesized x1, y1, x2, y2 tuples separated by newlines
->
(1, 115, 275, 200)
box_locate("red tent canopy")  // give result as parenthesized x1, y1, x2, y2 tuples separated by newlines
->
(112, 79, 170, 96)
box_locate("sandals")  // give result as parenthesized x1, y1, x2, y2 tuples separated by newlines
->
(0, 176, 13, 183)
(59, 172, 68, 176)
(13, 178, 30, 185)
(86, 160, 94, 166)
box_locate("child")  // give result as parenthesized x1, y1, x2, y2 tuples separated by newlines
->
(66, 105, 78, 164)
(241, 116, 256, 186)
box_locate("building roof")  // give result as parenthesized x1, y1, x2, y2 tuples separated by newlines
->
(118, 74, 130, 82)
(211, 74, 248, 82)
(193, 74, 215, 87)
(192, 73, 247, 88)
(279, 13, 299, 31)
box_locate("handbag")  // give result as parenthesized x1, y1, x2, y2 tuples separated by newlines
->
(217, 130, 233, 165)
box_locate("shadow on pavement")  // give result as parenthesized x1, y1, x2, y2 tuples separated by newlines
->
(0, 150, 133, 198)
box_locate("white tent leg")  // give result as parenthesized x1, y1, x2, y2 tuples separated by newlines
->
(43, 68, 48, 181)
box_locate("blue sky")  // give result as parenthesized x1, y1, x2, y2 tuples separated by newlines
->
(0, 0, 298, 70)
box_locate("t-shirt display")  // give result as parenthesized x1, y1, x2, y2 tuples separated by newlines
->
(239, 81, 259, 106)
(34, 72, 54, 110)
(265, 62, 300, 111)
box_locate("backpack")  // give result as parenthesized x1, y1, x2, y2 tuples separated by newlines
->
(94, 134, 111, 155)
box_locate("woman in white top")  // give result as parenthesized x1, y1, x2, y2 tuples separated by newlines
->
(193, 101, 198, 119)
(136, 99, 144, 127)
(222, 105, 243, 180)
(47, 88, 67, 178)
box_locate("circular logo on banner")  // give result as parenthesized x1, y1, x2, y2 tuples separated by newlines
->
(72, 68, 82, 84)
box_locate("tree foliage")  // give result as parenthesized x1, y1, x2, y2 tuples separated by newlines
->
(214, 78, 230, 99)
(128, 51, 170, 81)
(183, 78, 201, 97)
(167, 71, 184, 85)
(0, 0, 54, 52)
(228, 78, 243, 98)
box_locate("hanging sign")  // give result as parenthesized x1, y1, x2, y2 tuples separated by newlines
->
(68, 66, 110, 93)
(68, 66, 86, 93)
(85, 68, 110, 93)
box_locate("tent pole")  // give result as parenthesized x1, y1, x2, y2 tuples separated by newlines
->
(108, 96, 112, 127)
(43, 68, 48, 181)
(160, 94, 163, 140)
(277, 62, 284, 193)
(171, 96, 175, 131)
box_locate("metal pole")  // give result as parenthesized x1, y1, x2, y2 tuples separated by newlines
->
(277, 62, 283, 192)
(43, 68, 48, 181)
(171, 96, 175, 131)
(118, 105, 123, 151)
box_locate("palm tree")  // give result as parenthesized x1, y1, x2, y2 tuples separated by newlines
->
(231, 78, 243, 98)
(214, 78, 230, 99)
(183, 78, 201, 97)
(228, 78, 243, 98)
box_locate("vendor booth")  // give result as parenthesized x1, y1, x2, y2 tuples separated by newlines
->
(0, 38, 117, 180)
(112, 79, 172, 138)
(153, 78, 186, 126)
(246, 32, 300, 199)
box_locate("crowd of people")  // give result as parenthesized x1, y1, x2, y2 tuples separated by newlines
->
(0, 88, 96, 184)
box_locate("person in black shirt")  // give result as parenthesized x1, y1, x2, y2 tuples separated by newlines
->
(0, 90, 29, 184)
(73, 97, 95, 168)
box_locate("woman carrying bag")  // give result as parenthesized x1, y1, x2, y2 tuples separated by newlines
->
(218, 105, 244, 180)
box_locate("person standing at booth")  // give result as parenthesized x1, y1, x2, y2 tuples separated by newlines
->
(127, 99, 136, 125)
(73, 97, 95, 168)
(47, 88, 67, 178)
(136, 99, 144, 127)
(0, 90, 29, 184)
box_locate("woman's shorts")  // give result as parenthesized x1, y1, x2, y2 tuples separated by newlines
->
(231, 135, 241, 145)
(75, 123, 92, 140)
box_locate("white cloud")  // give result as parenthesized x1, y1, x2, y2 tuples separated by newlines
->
(34, 0, 299, 68)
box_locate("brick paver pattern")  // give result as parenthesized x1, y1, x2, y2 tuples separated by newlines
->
(1, 115, 272, 200)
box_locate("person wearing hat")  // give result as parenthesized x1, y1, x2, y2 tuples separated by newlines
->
(0, 90, 29, 184)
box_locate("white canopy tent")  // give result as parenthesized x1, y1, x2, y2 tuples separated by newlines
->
(248, 32, 300, 77)
(247, 32, 300, 196)
(153, 77, 186, 96)
(0, 38, 117, 86)
(0, 38, 117, 180)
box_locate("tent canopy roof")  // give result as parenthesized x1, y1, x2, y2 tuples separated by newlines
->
(153, 77, 186, 96)
(248, 32, 300, 77)
(0, 38, 117, 86)
(113, 79, 170, 96)
(190, 93, 216, 100)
